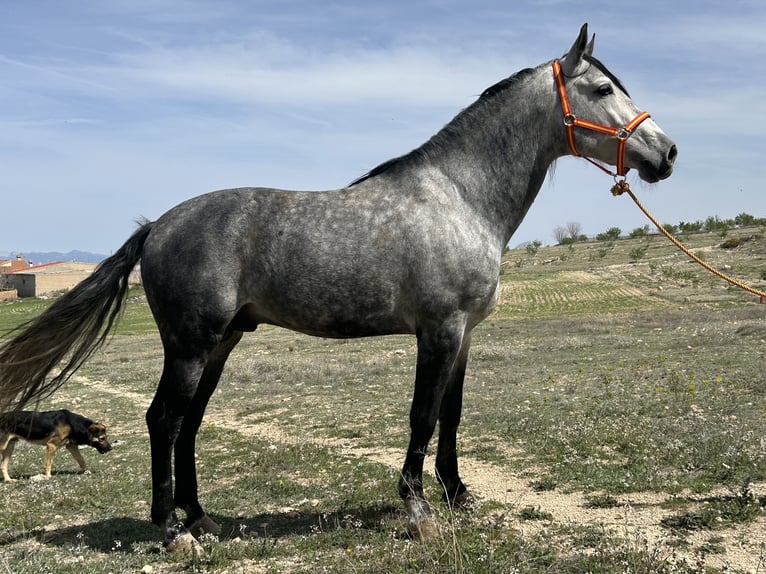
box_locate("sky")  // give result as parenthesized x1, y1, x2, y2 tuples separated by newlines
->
(1, 0, 765, 255)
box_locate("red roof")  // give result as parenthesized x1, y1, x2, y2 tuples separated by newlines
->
(6, 261, 64, 274)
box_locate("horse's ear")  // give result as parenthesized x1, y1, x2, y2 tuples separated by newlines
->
(561, 23, 590, 76)
(586, 33, 595, 56)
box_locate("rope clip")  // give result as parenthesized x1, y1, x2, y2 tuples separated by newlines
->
(610, 177, 630, 196)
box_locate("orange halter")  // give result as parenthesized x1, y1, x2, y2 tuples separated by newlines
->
(552, 59, 651, 178)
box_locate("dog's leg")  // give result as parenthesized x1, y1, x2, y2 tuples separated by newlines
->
(66, 444, 89, 473)
(44, 442, 59, 478)
(1, 438, 17, 482)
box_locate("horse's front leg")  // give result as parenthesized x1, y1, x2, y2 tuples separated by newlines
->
(435, 332, 474, 508)
(399, 319, 466, 539)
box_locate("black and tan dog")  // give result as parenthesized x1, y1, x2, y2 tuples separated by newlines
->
(0, 409, 112, 482)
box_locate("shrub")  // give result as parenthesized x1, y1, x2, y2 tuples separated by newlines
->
(734, 212, 756, 227)
(720, 238, 742, 249)
(596, 227, 621, 241)
(629, 246, 648, 262)
(525, 240, 542, 256)
(679, 220, 703, 234)
(629, 226, 650, 239)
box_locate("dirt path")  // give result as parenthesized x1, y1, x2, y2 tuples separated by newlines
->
(79, 376, 766, 573)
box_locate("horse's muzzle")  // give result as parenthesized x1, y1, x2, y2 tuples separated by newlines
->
(639, 143, 677, 183)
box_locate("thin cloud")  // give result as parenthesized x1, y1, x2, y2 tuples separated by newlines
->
(5, 37, 518, 109)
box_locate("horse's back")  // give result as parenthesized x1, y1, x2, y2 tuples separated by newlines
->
(140, 186, 413, 339)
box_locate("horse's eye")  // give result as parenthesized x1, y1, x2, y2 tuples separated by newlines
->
(597, 83, 613, 96)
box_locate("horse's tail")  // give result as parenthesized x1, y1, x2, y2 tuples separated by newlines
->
(0, 221, 154, 411)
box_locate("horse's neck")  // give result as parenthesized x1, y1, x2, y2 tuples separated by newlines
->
(429, 66, 560, 246)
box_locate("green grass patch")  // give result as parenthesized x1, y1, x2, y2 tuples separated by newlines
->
(661, 481, 766, 531)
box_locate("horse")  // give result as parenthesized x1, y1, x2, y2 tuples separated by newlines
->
(0, 24, 676, 551)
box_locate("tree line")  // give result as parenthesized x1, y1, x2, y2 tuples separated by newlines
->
(551, 212, 765, 246)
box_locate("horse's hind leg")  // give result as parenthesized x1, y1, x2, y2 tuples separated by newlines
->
(435, 332, 473, 508)
(174, 330, 244, 538)
(146, 330, 242, 549)
(146, 355, 203, 547)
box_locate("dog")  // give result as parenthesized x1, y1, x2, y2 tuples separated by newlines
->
(0, 409, 112, 482)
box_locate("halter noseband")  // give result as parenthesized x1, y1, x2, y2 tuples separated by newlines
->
(552, 59, 650, 178)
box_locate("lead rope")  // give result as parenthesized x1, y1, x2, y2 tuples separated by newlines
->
(610, 179, 766, 302)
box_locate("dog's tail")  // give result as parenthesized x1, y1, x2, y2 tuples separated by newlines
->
(0, 221, 153, 411)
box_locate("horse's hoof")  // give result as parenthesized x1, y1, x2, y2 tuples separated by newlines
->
(189, 515, 221, 538)
(165, 532, 204, 556)
(408, 516, 440, 540)
(404, 497, 439, 540)
(450, 489, 478, 510)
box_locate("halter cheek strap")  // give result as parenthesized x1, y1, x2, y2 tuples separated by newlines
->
(552, 59, 651, 178)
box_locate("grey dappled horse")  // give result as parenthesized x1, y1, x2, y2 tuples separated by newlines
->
(0, 24, 676, 551)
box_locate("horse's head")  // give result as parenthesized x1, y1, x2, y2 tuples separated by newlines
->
(556, 24, 677, 183)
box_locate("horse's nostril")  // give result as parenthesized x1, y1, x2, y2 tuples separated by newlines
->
(667, 144, 678, 163)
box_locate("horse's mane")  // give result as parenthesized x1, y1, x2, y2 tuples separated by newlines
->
(349, 67, 536, 186)
(478, 67, 535, 99)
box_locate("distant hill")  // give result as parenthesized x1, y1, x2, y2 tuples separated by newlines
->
(2, 251, 108, 265)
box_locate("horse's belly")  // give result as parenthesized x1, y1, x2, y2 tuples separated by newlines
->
(233, 297, 413, 339)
